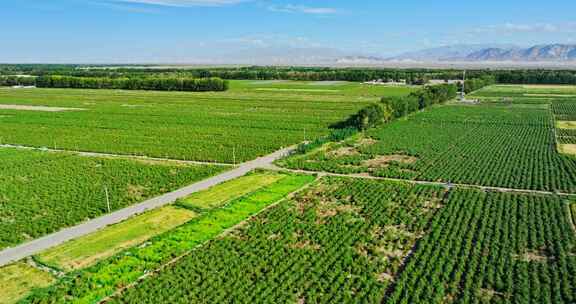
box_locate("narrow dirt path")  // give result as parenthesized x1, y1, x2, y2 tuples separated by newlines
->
(0, 143, 233, 167)
(274, 168, 576, 197)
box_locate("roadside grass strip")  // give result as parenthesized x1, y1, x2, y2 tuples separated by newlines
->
(36, 207, 197, 272)
(20, 173, 315, 304)
(0, 262, 54, 304)
(178, 171, 284, 210)
(557, 121, 576, 129)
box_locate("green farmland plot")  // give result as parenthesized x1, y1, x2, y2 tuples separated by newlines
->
(388, 190, 576, 304)
(37, 206, 198, 272)
(0, 81, 410, 163)
(20, 173, 315, 304)
(0, 148, 225, 249)
(0, 263, 55, 304)
(110, 177, 446, 304)
(281, 103, 576, 192)
(178, 171, 285, 210)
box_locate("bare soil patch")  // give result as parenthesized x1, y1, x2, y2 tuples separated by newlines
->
(327, 147, 360, 157)
(356, 137, 378, 147)
(315, 200, 361, 219)
(126, 184, 148, 200)
(0, 104, 85, 112)
(362, 155, 418, 168)
(290, 240, 321, 251)
(376, 272, 394, 282)
(514, 249, 551, 262)
(476, 288, 506, 302)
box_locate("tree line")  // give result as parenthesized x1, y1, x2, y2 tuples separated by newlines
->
(351, 84, 458, 130)
(0, 75, 229, 92)
(3, 65, 576, 85)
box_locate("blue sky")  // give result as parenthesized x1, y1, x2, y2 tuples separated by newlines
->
(1, 0, 575, 63)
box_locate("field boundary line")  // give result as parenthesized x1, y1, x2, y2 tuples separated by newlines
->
(99, 175, 320, 303)
(0, 143, 234, 167)
(274, 168, 576, 197)
(0, 146, 296, 267)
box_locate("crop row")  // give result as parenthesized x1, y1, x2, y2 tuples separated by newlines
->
(557, 128, 576, 144)
(281, 104, 576, 192)
(387, 189, 576, 304)
(553, 102, 576, 121)
(0, 148, 224, 249)
(110, 178, 446, 303)
(0, 87, 370, 162)
(20, 173, 314, 303)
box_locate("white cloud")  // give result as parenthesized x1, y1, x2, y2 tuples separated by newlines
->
(475, 22, 561, 33)
(114, 0, 247, 7)
(268, 4, 337, 15)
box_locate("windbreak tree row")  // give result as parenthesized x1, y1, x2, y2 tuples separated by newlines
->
(0, 75, 229, 92)
(353, 83, 458, 130)
(3, 65, 576, 84)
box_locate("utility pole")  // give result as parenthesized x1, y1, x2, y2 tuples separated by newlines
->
(104, 185, 111, 213)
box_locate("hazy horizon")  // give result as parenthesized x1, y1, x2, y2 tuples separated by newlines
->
(1, 0, 575, 63)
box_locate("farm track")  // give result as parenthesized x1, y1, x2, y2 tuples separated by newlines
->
(0, 146, 295, 267)
(0, 143, 234, 167)
(273, 167, 576, 197)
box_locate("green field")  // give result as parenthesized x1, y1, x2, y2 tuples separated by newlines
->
(110, 177, 446, 303)
(388, 189, 576, 304)
(0, 263, 54, 304)
(4, 82, 576, 304)
(20, 172, 315, 304)
(280, 102, 576, 192)
(179, 171, 284, 210)
(0, 148, 224, 249)
(36, 206, 197, 272)
(0, 81, 413, 163)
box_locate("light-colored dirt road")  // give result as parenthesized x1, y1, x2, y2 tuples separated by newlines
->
(0, 147, 294, 267)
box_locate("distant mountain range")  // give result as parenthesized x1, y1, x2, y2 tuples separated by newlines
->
(192, 43, 576, 65)
(388, 44, 518, 62)
(389, 44, 576, 62)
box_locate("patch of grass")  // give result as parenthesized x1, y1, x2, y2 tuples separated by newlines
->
(21, 173, 316, 304)
(36, 206, 197, 272)
(0, 263, 54, 304)
(179, 172, 284, 210)
(557, 121, 576, 130)
(559, 144, 576, 156)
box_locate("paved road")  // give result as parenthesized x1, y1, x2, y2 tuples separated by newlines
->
(0, 146, 295, 267)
